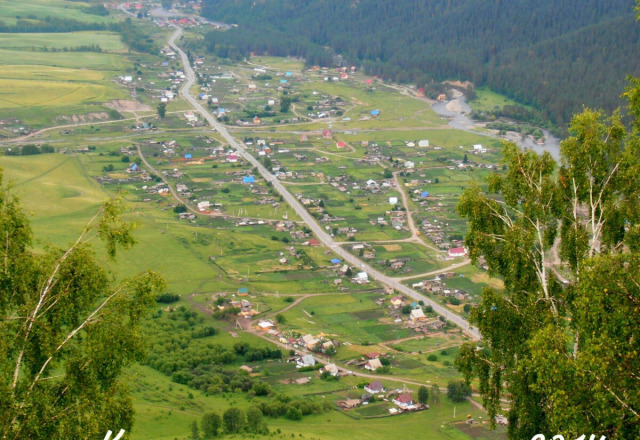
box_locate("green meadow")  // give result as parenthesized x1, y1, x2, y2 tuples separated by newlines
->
(0, 0, 118, 25)
(0, 31, 125, 51)
(468, 86, 534, 114)
(130, 364, 504, 440)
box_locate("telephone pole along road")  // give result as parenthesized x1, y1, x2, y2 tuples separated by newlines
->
(167, 27, 481, 341)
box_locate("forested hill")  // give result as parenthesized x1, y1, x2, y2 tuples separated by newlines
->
(201, 0, 640, 128)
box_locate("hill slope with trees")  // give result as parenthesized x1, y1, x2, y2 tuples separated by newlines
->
(201, 0, 640, 127)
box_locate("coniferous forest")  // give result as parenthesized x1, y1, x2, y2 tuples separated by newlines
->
(201, 0, 640, 128)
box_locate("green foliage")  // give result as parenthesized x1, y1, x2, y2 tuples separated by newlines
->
(223, 407, 246, 433)
(430, 384, 441, 405)
(246, 406, 264, 433)
(156, 293, 180, 303)
(145, 312, 280, 394)
(280, 96, 292, 113)
(251, 381, 272, 396)
(84, 4, 110, 16)
(191, 420, 200, 440)
(275, 313, 286, 324)
(0, 176, 164, 439)
(173, 204, 188, 213)
(427, 354, 438, 362)
(455, 78, 640, 439)
(157, 102, 167, 118)
(202, 0, 640, 129)
(117, 18, 155, 53)
(201, 411, 221, 438)
(446, 380, 471, 403)
(400, 305, 411, 314)
(20, 144, 40, 155)
(286, 406, 302, 420)
(418, 386, 429, 405)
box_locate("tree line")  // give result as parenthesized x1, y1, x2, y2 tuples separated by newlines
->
(200, 0, 640, 130)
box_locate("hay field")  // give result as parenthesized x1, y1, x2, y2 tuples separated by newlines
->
(0, 65, 124, 110)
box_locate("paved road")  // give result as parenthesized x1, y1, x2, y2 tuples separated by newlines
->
(168, 27, 481, 340)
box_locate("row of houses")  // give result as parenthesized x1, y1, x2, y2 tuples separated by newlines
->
(338, 383, 424, 413)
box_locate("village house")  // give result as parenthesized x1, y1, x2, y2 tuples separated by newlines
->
(320, 363, 339, 377)
(296, 354, 316, 368)
(338, 399, 361, 409)
(256, 321, 275, 332)
(390, 296, 404, 308)
(410, 308, 426, 322)
(300, 334, 319, 350)
(448, 247, 468, 258)
(364, 381, 386, 394)
(364, 358, 383, 371)
(392, 392, 415, 410)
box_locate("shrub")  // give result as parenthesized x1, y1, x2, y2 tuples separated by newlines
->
(156, 293, 180, 303)
(447, 380, 471, 402)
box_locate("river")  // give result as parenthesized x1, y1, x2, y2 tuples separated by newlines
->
(431, 93, 562, 162)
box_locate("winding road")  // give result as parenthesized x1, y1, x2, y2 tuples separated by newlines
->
(166, 27, 481, 340)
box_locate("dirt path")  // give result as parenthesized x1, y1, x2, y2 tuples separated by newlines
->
(0, 111, 181, 146)
(262, 293, 349, 318)
(395, 259, 472, 281)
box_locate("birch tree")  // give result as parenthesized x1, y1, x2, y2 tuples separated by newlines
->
(0, 177, 164, 440)
(455, 80, 640, 440)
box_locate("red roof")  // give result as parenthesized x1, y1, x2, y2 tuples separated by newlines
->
(395, 392, 413, 404)
(365, 352, 380, 359)
(448, 247, 466, 255)
(308, 239, 320, 246)
(337, 141, 346, 148)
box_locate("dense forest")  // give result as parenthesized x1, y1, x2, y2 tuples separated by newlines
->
(201, 0, 640, 128)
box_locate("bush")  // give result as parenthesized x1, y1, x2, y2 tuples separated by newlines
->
(285, 406, 302, 420)
(283, 297, 294, 303)
(21, 144, 40, 155)
(427, 354, 438, 361)
(156, 293, 180, 303)
(447, 380, 471, 402)
(173, 204, 187, 213)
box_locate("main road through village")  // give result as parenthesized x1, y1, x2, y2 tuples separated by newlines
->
(167, 27, 481, 340)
